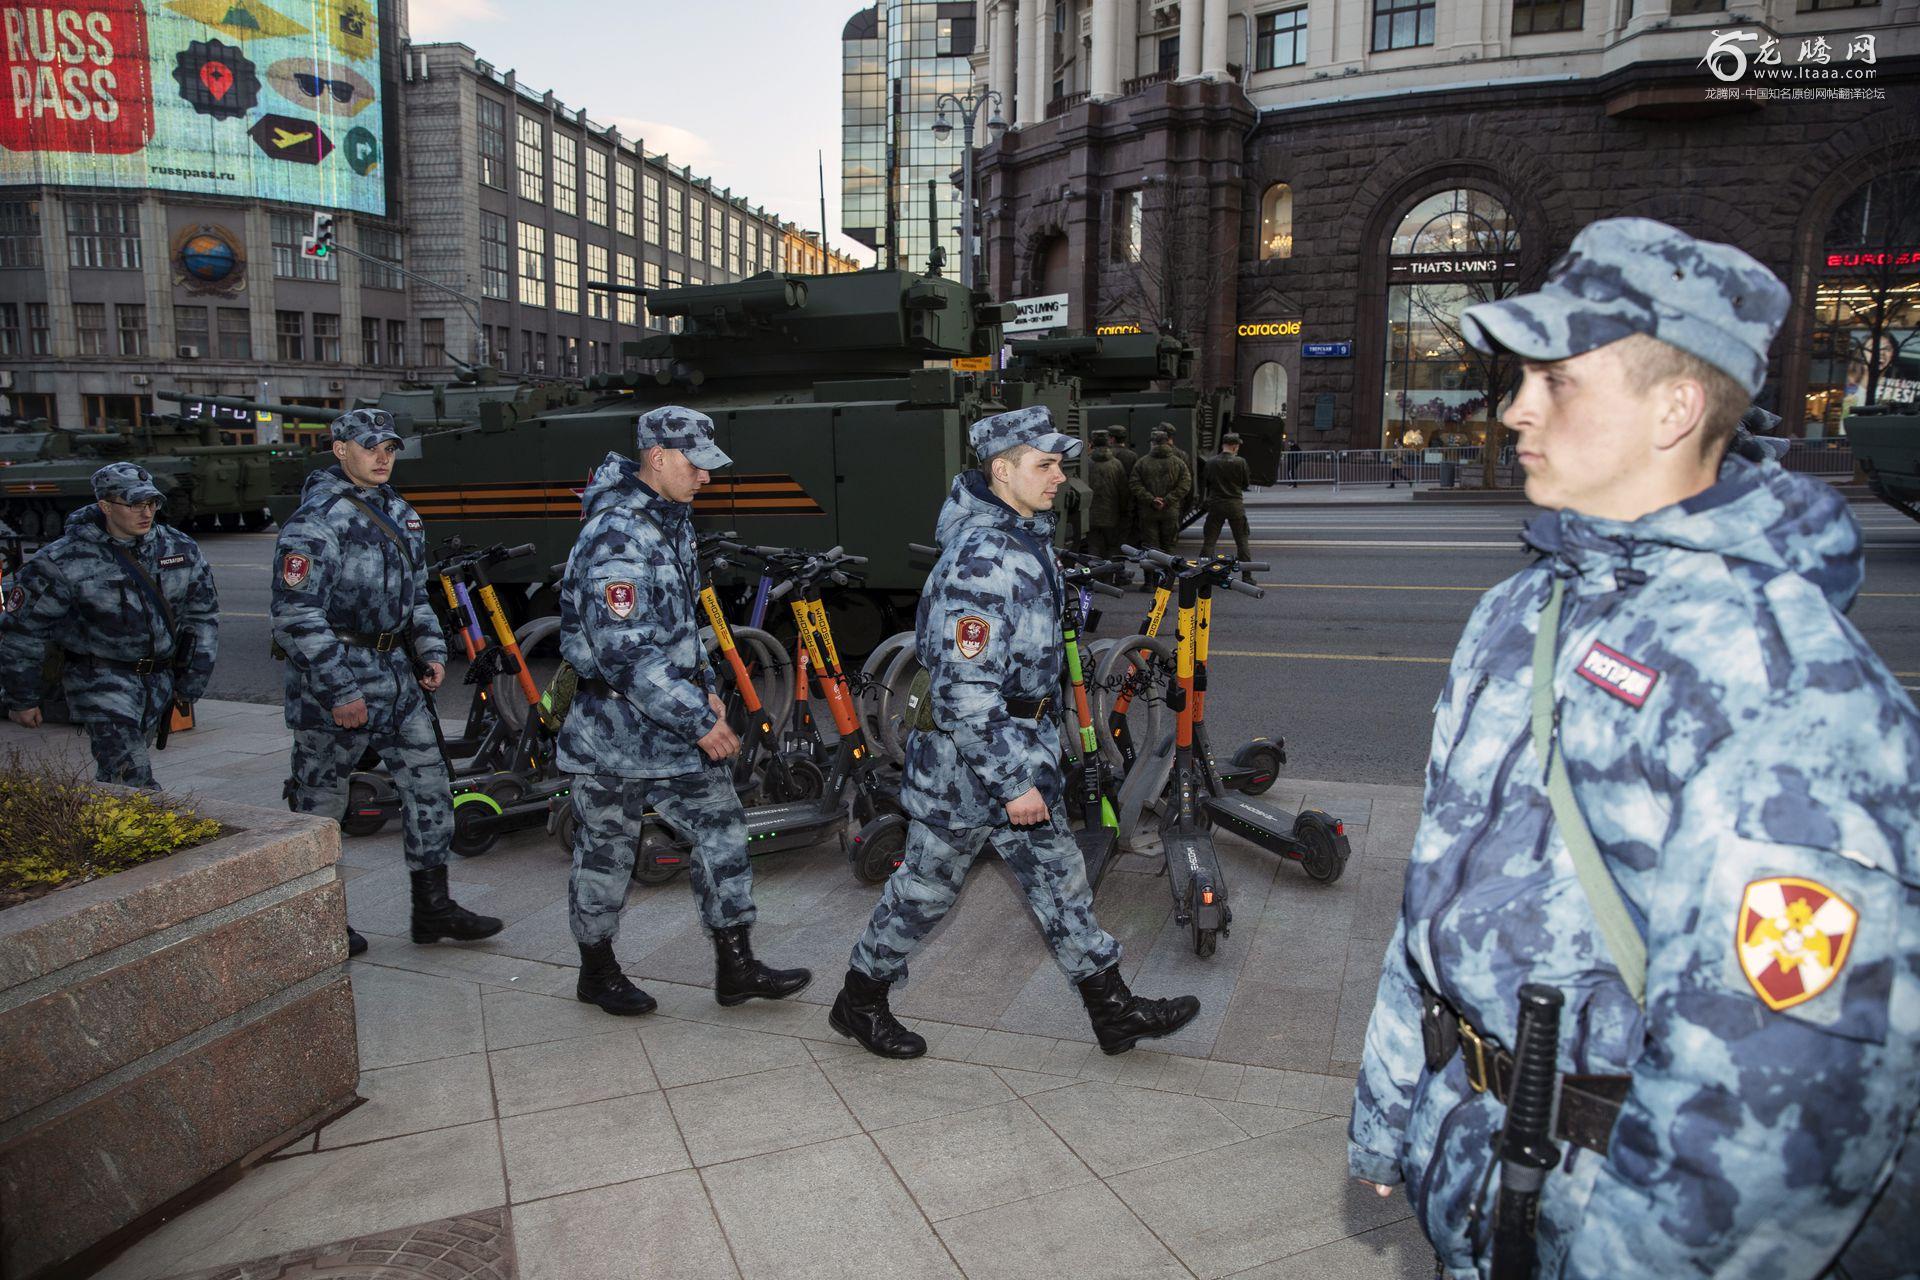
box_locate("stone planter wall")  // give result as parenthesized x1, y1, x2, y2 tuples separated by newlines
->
(0, 800, 358, 1279)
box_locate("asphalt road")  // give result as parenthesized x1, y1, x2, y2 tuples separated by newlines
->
(196, 496, 1920, 787)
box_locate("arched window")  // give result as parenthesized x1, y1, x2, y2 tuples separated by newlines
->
(1259, 184, 1293, 261)
(1807, 168, 1920, 435)
(1380, 187, 1522, 449)
(1250, 362, 1288, 416)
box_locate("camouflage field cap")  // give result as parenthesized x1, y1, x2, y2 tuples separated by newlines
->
(1459, 217, 1789, 396)
(635, 405, 731, 470)
(331, 408, 402, 448)
(92, 461, 164, 505)
(969, 406, 1082, 463)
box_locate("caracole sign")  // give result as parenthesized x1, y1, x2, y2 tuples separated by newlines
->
(1237, 320, 1301, 338)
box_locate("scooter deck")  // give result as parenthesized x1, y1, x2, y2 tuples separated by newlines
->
(1162, 825, 1230, 934)
(739, 799, 847, 856)
(1203, 794, 1305, 857)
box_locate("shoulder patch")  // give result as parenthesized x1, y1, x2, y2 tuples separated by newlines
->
(281, 552, 310, 587)
(5, 585, 23, 614)
(158, 553, 189, 569)
(405, 516, 423, 532)
(1737, 875, 1858, 1012)
(1575, 641, 1659, 707)
(955, 615, 990, 660)
(604, 581, 636, 619)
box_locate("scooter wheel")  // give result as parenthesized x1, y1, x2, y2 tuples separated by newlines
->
(551, 798, 579, 853)
(451, 793, 501, 857)
(1297, 812, 1350, 884)
(850, 814, 908, 885)
(633, 826, 687, 886)
(767, 755, 826, 804)
(1232, 742, 1285, 797)
(1193, 926, 1218, 959)
(340, 779, 387, 837)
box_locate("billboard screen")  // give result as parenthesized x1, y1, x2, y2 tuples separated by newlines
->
(1, 0, 386, 214)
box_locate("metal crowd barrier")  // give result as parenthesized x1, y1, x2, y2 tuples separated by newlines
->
(1269, 441, 1855, 490)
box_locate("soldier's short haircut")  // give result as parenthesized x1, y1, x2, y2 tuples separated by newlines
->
(1615, 333, 1749, 457)
(986, 442, 1038, 473)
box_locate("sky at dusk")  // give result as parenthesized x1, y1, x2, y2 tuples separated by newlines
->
(405, 0, 879, 264)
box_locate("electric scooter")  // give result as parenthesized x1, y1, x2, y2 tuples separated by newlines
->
(1057, 553, 1128, 891)
(1130, 546, 1352, 887)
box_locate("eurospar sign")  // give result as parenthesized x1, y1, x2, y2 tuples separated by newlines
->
(2, 0, 387, 214)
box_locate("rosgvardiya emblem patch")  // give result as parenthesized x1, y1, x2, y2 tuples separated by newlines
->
(1736, 875, 1858, 1012)
(955, 615, 990, 660)
(605, 580, 637, 619)
(281, 552, 310, 587)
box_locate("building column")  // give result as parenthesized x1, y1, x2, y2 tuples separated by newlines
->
(1017, 0, 1045, 124)
(992, 0, 1016, 111)
(1202, 0, 1230, 79)
(1089, 0, 1118, 97)
(141, 194, 174, 361)
(1178, 0, 1202, 78)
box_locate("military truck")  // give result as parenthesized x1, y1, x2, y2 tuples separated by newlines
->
(1847, 403, 1920, 523)
(250, 269, 1091, 642)
(0, 413, 306, 540)
(1002, 332, 1249, 501)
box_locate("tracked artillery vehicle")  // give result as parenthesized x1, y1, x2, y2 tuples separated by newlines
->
(1847, 404, 1920, 523)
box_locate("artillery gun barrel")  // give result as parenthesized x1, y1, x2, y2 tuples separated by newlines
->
(158, 391, 343, 423)
(648, 276, 808, 318)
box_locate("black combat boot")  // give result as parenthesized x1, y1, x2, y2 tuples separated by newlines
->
(712, 925, 812, 1007)
(576, 939, 657, 1016)
(829, 968, 926, 1059)
(1077, 966, 1201, 1055)
(346, 926, 369, 957)
(409, 866, 505, 943)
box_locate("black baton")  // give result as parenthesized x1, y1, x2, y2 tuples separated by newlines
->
(1490, 984, 1565, 1280)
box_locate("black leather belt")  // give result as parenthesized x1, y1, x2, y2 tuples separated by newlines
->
(64, 650, 167, 675)
(1005, 695, 1052, 720)
(336, 628, 407, 653)
(577, 676, 612, 696)
(1421, 985, 1627, 1156)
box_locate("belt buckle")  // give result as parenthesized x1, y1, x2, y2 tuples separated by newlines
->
(1459, 1020, 1491, 1093)
(1034, 694, 1052, 718)
(133, 657, 157, 675)
(375, 632, 397, 653)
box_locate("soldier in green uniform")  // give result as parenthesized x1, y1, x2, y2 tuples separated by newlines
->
(1130, 427, 1191, 555)
(1199, 432, 1256, 582)
(1108, 429, 1140, 547)
(1082, 431, 1129, 574)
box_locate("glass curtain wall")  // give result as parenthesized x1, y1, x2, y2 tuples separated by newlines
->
(843, 7, 888, 257)
(885, 0, 973, 275)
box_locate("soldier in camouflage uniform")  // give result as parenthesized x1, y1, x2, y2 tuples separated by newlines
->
(1108, 430, 1141, 547)
(557, 406, 810, 1016)
(274, 410, 502, 957)
(1349, 218, 1920, 1279)
(1130, 426, 1191, 555)
(1199, 432, 1256, 581)
(830, 407, 1200, 1059)
(0, 463, 218, 788)
(1082, 430, 1130, 580)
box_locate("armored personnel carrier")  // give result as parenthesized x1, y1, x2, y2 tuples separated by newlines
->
(258, 269, 1078, 638)
(1847, 404, 1920, 523)
(0, 412, 305, 540)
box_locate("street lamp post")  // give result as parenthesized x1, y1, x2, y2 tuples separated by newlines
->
(930, 89, 1006, 291)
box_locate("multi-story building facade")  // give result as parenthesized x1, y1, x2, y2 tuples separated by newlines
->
(966, 0, 1918, 444)
(0, 20, 855, 442)
(843, 2, 982, 274)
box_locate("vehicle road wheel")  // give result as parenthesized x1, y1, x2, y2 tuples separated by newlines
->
(1297, 812, 1350, 884)
(850, 813, 908, 884)
(451, 791, 501, 857)
(340, 779, 388, 836)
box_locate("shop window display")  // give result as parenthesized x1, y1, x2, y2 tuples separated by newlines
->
(1804, 168, 1920, 437)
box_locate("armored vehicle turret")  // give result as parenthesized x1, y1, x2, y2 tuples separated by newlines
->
(1846, 404, 1920, 523)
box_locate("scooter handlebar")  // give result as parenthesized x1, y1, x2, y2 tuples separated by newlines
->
(1122, 544, 1181, 568)
(1085, 577, 1128, 599)
(908, 542, 941, 557)
(1240, 560, 1271, 572)
(493, 542, 537, 562)
(1222, 575, 1266, 599)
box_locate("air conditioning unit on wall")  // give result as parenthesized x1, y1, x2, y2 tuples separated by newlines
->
(177, 344, 201, 358)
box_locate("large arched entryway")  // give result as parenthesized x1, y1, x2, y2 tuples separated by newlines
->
(1804, 168, 1920, 436)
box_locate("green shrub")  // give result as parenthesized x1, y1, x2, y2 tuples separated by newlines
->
(0, 750, 222, 908)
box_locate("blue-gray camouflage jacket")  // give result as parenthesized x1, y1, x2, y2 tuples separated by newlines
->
(0, 506, 218, 725)
(556, 453, 716, 779)
(270, 466, 446, 731)
(903, 470, 1065, 828)
(1349, 440, 1920, 1279)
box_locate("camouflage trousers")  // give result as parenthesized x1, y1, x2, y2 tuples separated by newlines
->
(1200, 502, 1251, 562)
(289, 703, 451, 872)
(850, 810, 1121, 984)
(85, 720, 157, 789)
(1139, 506, 1182, 554)
(568, 764, 755, 946)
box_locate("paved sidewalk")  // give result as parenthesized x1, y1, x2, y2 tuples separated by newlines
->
(8, 703, 1432, 1280)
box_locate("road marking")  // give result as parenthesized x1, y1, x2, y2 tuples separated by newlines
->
(1251, 581, 1489, 592)
(1213, 648, 1452, 665)
(225, 611, 269, 618)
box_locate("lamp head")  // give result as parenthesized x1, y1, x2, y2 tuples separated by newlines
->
(987, 110, 1007, 138)
(931, 112, 953, 140)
